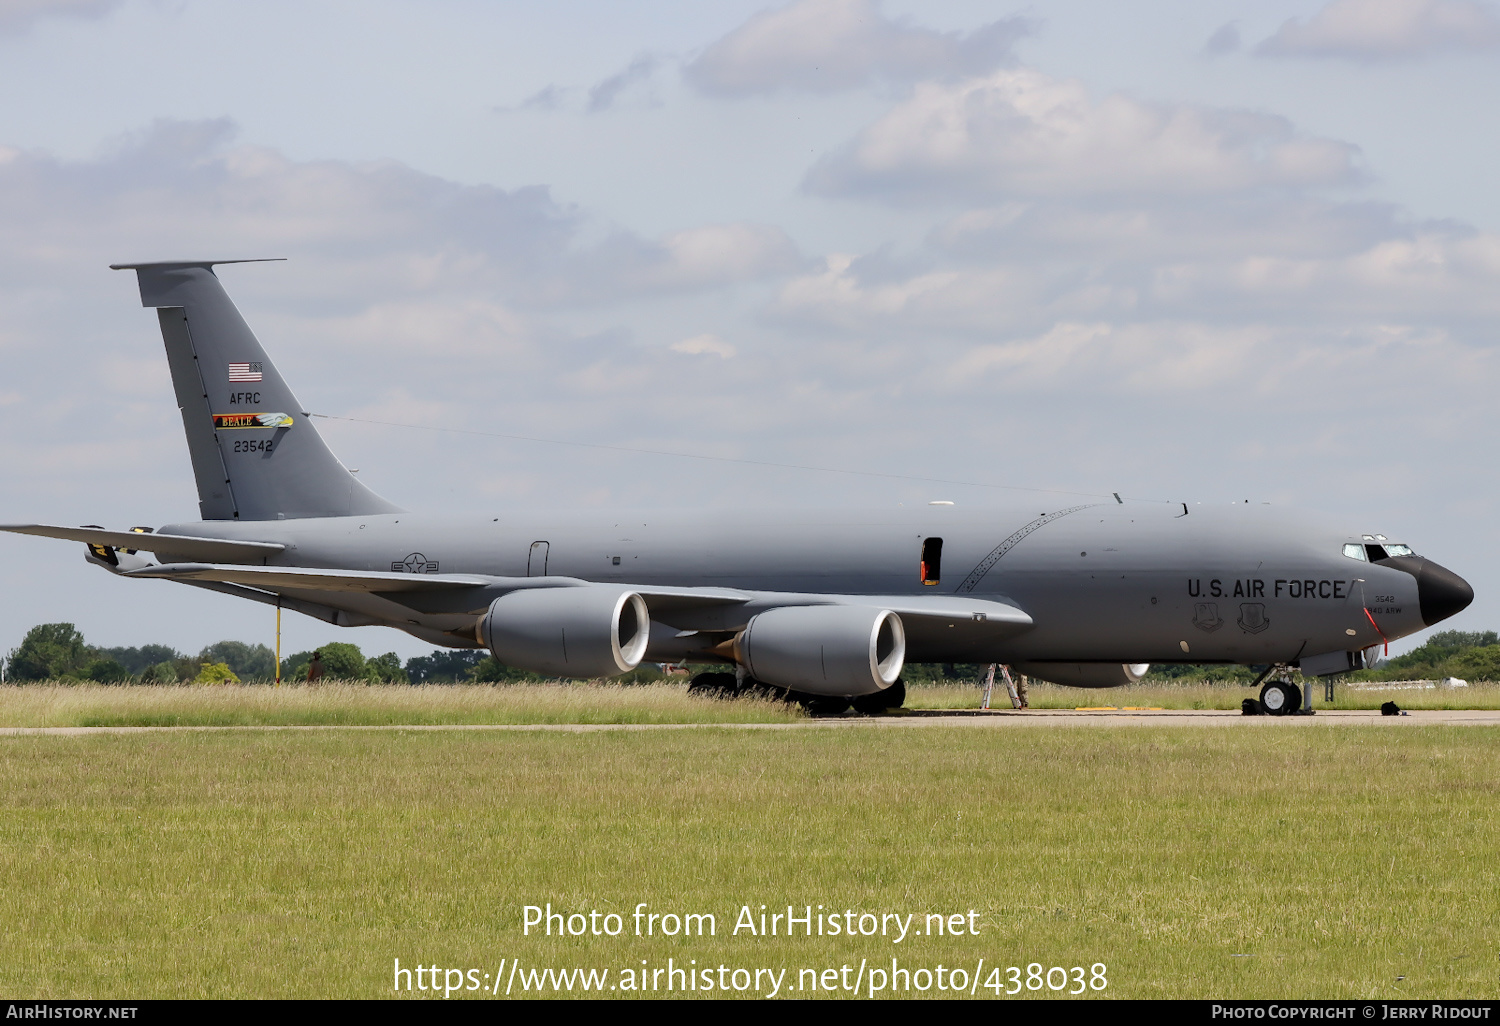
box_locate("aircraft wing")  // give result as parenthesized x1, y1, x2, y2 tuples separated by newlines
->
(638, 592, 1032, 630)
(123, 563, 757, 604)
(1, 523, 285, 562)
(126, 562, 496, 593)
(114, 562, 1028, 629)
(867, 595, 1033, 629)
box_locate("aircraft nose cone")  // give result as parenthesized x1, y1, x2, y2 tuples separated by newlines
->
(1378, 556, 1474, 626)
(1416, 559, 1475, 626)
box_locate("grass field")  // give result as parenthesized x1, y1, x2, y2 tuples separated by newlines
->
(0, 682, 804, 728)
(906, 680, 1500, 712)
(2, 724, 1498, 999)
(2, 678, 1497, 730)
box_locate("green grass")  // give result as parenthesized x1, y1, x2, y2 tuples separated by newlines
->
(0, 682, 804, 728)
(4, 679, 1497, 731)
(2, 726, 1498, 999)
(904, 679, 1500, 712)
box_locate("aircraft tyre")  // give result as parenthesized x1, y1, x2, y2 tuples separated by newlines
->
(741, 679, 792, 703)
(851, 679, 906, 714)
(687, 672, 739, 699)
(792, 692, 852, 715)
(1259, 680, 1299, 716)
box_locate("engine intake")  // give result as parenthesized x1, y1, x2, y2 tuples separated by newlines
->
(479, 586, 650, 678)
(737, 605, 905, 697)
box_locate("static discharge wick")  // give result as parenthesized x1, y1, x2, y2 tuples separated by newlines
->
(308, 412, 1160, 502)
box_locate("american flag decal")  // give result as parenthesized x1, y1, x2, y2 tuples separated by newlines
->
(228, 362, 263, 382)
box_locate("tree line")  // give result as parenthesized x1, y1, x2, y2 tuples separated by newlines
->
(0, 623, 561, 685)
(873, 630, 1500, 685)
(1347, 629, 1500, 682)
(9, 621, 1496, 686)
(1138, 630, 1500, 684)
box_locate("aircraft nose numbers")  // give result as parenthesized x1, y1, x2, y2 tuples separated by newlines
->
(1187, 578, 1350, 600)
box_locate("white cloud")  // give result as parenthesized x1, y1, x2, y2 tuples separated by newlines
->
(805, 68, 1363, 202)
(557, 221, 803, 302)
(940, 321, 1266, 392)
(768, 197, 1500, 345)
(670, 333, 737, 358)
(653, 222, 804, 287)
(0, 0, 121, 34)
(1150, 229, 1500, 320)
(0, 119, 802, 310)
(3, 2, 1498, 661)
(684, 0, 1032, 95)
(1257, 0, 1500, 59)
(773, 252, 1090, 335)
(0, 119, 816, 536)
(309, 298, 533, 362)
(494, 85, 570, 113)
(1203, 22, 1243, 55)
(930, 197, 1406, 262)
(587, 55, 663, 112)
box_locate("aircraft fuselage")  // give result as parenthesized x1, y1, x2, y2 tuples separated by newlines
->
(159, 500, 1447, 666)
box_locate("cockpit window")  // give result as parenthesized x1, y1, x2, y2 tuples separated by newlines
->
(1353, 535, 1416, 561)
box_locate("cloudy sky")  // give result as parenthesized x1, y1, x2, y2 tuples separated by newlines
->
(2, 0, 1498, 664)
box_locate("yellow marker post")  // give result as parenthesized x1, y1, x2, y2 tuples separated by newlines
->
(275, 598, 282, 688)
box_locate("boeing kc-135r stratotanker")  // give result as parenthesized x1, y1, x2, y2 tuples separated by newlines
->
(2, 261, 1475, 713)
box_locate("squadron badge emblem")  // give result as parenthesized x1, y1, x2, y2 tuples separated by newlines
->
(1192, 602, 1224, 632)
(1237, 602, 1270, 634)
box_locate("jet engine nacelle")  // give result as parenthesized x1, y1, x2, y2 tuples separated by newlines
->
(479, 586, 650, 678)
(738, 605, 905, 697)
(1012, 661, 1150, 689)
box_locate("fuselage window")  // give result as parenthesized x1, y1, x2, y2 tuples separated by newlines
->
(920, 537, 942, 586)
(1342, 543, 1367, 561)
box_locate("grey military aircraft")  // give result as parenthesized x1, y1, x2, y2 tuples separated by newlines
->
(2, 261, 1475, 713)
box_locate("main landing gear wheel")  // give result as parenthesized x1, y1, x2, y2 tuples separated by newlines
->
(687, 672, 739, 699)
(1259, 680, 1300, 716)
(740, 679, 791, 703)
(794, 693, 852, 715)
(851, 679, 906, 714)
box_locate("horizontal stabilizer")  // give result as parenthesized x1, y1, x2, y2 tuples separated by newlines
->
(1, 524, 284, 562)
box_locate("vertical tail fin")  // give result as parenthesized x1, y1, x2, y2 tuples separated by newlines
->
(112, 260, 403, 521)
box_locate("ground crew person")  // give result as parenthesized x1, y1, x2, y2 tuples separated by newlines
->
(307, 651, 324, 683)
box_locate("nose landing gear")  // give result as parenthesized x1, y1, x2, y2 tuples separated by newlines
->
(1251, 665, 1316, 716)
(1259, 680, 1301, 715)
